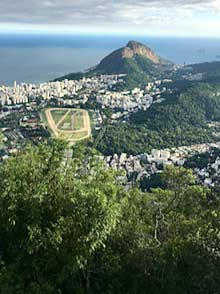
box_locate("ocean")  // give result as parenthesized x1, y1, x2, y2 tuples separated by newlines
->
(0, 33, 220, 86)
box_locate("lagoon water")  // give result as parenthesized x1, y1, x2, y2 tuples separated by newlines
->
(0, 33, 220, 86)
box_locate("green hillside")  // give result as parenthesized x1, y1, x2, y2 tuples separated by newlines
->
(55, 40, 170, 89)
(94, 54, 162, 88)
(176, 61, 220, 83)
(96, 83, 220, 155)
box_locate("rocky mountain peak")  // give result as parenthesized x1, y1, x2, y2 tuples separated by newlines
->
(122, 40, 161, 64)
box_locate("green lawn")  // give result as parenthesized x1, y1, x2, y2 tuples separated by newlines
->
(72, 111, 84, 130)
(59, 111, 84, 131)
(59, 131, 88, 141)
(70, 131, 88, 140)
(51, 110, 68, 125)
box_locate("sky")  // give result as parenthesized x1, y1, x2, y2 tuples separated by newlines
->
(0, 0, 220, 37)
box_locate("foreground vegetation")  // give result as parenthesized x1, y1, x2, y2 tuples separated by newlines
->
(1, 140, 220, 293)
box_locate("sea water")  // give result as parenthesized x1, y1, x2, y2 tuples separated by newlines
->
(0, 33, 219, 86)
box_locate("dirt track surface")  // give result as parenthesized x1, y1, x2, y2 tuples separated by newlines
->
(44, 108, 91, 142)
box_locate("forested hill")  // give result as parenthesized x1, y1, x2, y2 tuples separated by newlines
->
(93, 40, 169, 74)
(188, 61, 220, 76)
(177, 61, 220, 82)
(131, 83, 220, 127)
(96, 83, 220, 155)
(55, 40, 172, 88)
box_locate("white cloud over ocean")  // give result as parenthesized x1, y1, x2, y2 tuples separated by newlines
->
(0, 0, 220, 36)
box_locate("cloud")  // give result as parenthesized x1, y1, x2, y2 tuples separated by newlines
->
(0, 0, 220, 35)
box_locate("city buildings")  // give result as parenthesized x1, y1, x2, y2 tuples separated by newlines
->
(0, 76, 170, 112)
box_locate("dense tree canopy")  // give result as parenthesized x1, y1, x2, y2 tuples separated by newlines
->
(96, 83, 220, 155)
(1, 141, 220, 293)
(0, 141, 122, 293)
(90, 167, 220, 294)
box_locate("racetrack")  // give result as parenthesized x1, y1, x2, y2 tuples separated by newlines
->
(44, 108, 91, 143)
